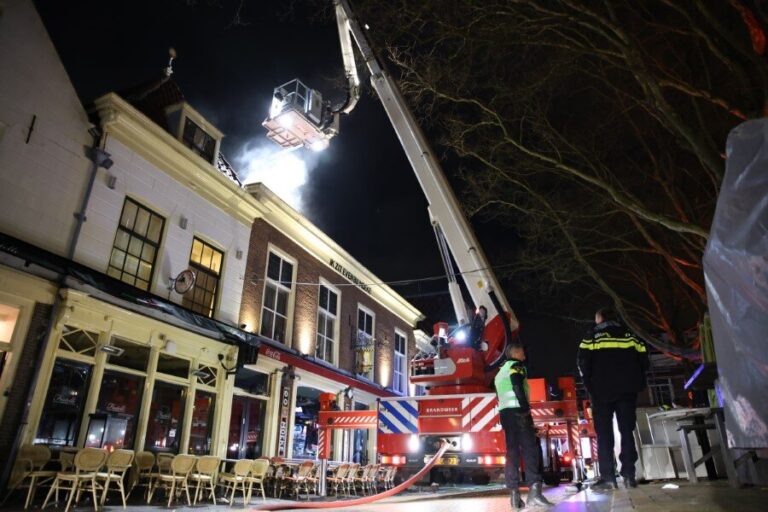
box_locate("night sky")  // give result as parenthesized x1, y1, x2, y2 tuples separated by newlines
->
(34, 0, 581, 378)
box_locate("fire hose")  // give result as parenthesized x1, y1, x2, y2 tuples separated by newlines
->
(253, 441, 450, 510)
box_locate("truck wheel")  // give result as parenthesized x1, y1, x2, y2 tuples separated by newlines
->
(542, 472, 561, 486)
(471, 473, 491, 485)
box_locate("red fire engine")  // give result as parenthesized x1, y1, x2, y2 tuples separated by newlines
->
(265, 0, 596, 490)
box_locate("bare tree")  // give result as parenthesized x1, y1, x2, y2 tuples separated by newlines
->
(355, 0, 768, 355)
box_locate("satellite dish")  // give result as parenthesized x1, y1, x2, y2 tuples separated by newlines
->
(170, 269, 196, 294)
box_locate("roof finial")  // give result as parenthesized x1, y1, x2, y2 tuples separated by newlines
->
(165, 47, 177, 77)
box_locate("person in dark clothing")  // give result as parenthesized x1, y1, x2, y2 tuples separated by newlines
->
(577, 307, 649, 490)
(468, 305, 488, 350)
(495, 343, 552, 509)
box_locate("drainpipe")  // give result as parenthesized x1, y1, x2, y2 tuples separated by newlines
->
(0, 128, 112, 493)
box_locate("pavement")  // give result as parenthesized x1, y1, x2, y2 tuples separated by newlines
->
(3, 480, 767, 512)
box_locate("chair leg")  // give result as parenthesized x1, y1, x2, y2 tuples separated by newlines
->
(100, 478, 111, 506)
(167, 480, 176, 508)
(183, 479, 191, 507)
(41, 478, 58, 510)
(228, 480, 236, 508)
(63, 481, 77, 512)
(119, 480, 127, 509)
(90, 477, 99, 512)
(210, 479, 217, 505)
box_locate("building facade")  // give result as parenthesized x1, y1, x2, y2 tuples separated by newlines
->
(0, 0, 423, 488)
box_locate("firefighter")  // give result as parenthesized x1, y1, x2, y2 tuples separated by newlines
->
(495, 343, 552, 509)
(577, 307, 649, 490)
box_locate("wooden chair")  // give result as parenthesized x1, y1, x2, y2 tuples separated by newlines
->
(97, 449, 134, 508)
(344, 463, 360, 496)
(218, 459, 253, 507)
(246, 459, 270, 503)
(5, 445, 56, 509)
(42, 448, 109, 512)
(147, 454, 196, 507)
(189, 455, 220, 505)
(127, 451, 154, 501)
(327, 463, 350, 496)
(384, 465, 397, 490)
(352, 464, 371, 495)
(277, 461, 314, 500)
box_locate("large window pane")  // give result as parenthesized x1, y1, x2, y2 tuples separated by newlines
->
(182, 237, 223, 318)
(227, 396, 266, 459)
(261, 251, 293, 343)
(92, 370, 143, 450)
(35, 360, 91, 446)
(108, 198, 164, 291)
(189, 391, 215, 455)
(145, 382, 186, 453)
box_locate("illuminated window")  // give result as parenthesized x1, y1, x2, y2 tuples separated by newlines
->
(260, 251, 294, 343)
(355, 305, 375, 380)
(107, 198, 164, 291)
(315, 284, 338, 364)
(182, 238, 223, 317)
(393, 329, 407, 393)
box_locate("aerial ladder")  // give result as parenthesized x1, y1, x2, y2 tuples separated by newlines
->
(262, 0, 586, 491)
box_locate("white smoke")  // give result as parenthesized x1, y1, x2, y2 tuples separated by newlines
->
(236, 141, 320, 213)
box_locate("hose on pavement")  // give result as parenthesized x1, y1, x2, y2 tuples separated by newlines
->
(253, 442, 450, 510)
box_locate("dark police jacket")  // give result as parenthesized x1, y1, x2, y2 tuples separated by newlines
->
(577, 320, 650, 403)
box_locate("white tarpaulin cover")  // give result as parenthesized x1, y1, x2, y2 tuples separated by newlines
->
(703, 119, 768, 449)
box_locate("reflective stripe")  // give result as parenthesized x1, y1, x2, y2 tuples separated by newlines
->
(579, 338, 646, 352)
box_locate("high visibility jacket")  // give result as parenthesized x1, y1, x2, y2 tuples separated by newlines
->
(577, 320, 649, 402)
(495, 359, 529, 411)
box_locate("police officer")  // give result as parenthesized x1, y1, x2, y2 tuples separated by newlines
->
(577, 307, 649, 490)
(495, 343, 552, 509)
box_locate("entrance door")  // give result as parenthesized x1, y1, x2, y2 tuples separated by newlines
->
(227, 396, 266, 459)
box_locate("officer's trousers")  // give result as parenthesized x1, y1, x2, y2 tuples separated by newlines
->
(592, 392, 638, 480)
(500, 408, 542, 488)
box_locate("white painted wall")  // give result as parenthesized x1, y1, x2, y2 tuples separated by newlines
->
(0, 0, 250, 324)
(76, 137, 250, 324)
(0, 0, 92, 256)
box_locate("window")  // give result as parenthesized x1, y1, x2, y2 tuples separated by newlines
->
(108, 337, 150, 372)
(260, 251, 294, 343)
(189, 391, 216, 455)
(108, 198, 164, 291)
(145, 381, 186, 453)
(315, 284, 338, 364)
(91, 370, 144, 450)
(35, 360, 92, 446)
(157, 353, 190, 379)
(182, 118, 216, 163)
(355, 306, 375, 380)
(393, 329, 407, 394)
(182, 238, 223, 317)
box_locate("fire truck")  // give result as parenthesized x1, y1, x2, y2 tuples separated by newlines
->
(263, 0, 592, 487)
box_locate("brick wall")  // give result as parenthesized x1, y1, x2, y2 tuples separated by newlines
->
(240, 218, 416, 388)
(0, 302, 52, 492)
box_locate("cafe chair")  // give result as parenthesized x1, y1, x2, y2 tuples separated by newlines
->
(96, 449, 134, 508)
(219, 459, 253, 507)
(189, 455, 220, 505)
(344, 463, 360, 496)
(147, 454, 196, 507)
(42, 448, 109, 512)
(246, 459, 270, 502)
(277, 461, 314, 500)
(3, 444, 56, 509)
(126, 451, 154, 501)
(327, 463, 350, 496)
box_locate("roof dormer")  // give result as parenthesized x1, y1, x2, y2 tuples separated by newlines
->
(165, 102, 224, 165)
